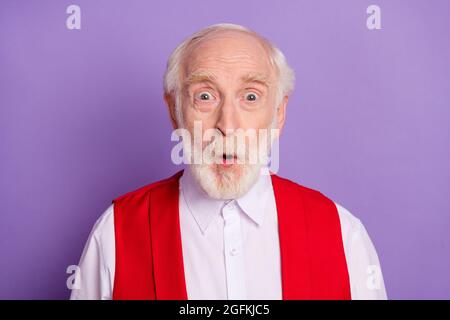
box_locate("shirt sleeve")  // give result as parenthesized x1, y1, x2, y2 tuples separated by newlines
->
(335, 202, 388, 300)
(70, 204, 115, 300)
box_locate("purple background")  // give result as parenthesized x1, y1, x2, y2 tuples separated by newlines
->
(1, 0, 449, 299)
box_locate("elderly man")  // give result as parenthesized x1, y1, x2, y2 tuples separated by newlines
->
(70, 23, 387, 300)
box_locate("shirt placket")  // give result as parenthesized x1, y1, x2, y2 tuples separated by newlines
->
(221, 200, 247, 299)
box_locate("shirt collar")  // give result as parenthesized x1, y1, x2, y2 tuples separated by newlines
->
(180, 166, 272, 234)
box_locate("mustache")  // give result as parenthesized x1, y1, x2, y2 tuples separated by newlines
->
(201, 135, 250, 160)
(181, 124, 277, 166)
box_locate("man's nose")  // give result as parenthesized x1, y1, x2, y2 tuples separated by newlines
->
(215, 96, 239, 136)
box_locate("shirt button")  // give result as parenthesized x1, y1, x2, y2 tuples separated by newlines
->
(230, 248, 238, 256)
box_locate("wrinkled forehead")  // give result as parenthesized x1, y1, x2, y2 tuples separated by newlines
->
(181, 30, 276, 83)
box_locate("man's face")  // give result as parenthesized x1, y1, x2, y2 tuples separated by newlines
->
(171, 31, 287, 199)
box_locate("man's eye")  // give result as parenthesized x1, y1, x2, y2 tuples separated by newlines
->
(245, 92, 258, 101)
(197, 92, 213, 100)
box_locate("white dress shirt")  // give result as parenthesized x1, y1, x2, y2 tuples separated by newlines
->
(70, 167, 387, 300)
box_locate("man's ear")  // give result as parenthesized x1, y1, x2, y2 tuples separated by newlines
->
(275, 95, 289, 136)
(164, 92, 179, 130)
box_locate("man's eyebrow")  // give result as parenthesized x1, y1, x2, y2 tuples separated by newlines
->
(240, 73, 271, 88)
(183, 71, 272, 88)
(183, 71, 218, 87)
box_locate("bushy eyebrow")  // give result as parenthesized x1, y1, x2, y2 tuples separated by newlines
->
(183, 70, 271, 89)
(240, 72, 272, 88)
(183, 70, 217, 88)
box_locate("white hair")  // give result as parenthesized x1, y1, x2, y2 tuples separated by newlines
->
(163, 23, 295, 125)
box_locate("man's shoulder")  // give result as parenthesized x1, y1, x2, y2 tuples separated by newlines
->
(271, 173, 334, 204)
(90, 203, 115, 242)
(113, 170, 184, 203)
(272, 174, 362, 225)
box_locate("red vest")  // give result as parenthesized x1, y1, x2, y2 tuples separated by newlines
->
(112, 170, 351, 300)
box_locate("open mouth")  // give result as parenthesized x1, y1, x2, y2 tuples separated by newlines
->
(221, 153, 237, 166)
